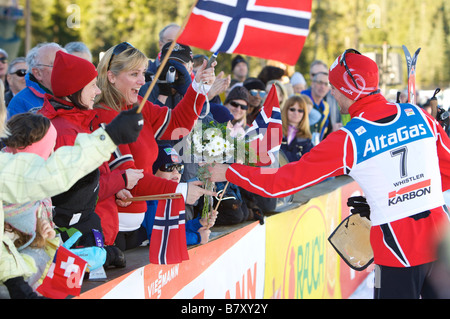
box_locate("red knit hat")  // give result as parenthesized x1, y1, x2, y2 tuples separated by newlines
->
(51, 51, 98, 97)
(328, 50, 379, 101)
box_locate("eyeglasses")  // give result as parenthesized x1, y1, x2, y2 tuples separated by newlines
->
(36, 64, 53, 68)
(0, 57, 8, 64)
(230, 101, 248, 110)
(10, 69, 26, 77)
(108, 42, 134, 70)
(249, 89, 267, 98)
(159, 163, 184, 174)
(339, 48, 362, 89)
(288, 108, 304, 114)
(311, 71, 328, 78)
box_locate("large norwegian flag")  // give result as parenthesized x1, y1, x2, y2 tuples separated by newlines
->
(245, 85, 282, 166)
(177, 0, 312, 65)
(149, 198, 189, 264)
(36, 246, 88, 299)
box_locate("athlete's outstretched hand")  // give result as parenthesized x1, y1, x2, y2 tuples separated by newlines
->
(208, 163, 229, 183)
(186, 180, 217, 205)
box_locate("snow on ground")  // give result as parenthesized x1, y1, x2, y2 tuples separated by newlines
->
(349, 270, 374, 299)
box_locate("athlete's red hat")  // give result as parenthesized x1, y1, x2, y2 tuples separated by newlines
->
(329, 50, 379, 101)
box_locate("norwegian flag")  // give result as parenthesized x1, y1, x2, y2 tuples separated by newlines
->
(245, 85, 282, 166)
(177, 0, 312, 65)
(149, 198, 189, 264)
(36, 246, 88, 299)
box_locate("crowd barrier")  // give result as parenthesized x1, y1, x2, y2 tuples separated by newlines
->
(78, 178, 373, 299)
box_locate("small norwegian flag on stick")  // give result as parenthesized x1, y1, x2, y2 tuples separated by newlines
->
(149, 198, 189, 265)
(245, 85, 282, 166)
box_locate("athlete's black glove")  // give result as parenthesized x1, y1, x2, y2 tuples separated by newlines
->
(105, 105, 144, 145)
(347, 196, 371, 220)
(437, 107, 449, 131)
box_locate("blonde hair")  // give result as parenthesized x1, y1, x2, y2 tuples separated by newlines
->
(281, 94, 312, 139)
(0, 80, 9, 138)
(95, 44, 148, 112)
(5, 218, 48, 249)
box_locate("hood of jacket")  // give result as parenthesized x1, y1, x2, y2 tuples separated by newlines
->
(40, 94, 97, 131)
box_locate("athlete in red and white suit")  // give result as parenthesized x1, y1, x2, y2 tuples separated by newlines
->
(210, 51, 450, 298)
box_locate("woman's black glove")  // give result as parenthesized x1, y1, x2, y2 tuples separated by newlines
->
(105, 106, 144, 145)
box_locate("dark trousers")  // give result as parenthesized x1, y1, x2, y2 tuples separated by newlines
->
(114, 226, 148, 251)
(374, 262, 450, 299)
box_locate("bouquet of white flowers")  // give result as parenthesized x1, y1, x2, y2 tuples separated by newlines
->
(189, 120, 253, 218)
(191, 121, 236, 163)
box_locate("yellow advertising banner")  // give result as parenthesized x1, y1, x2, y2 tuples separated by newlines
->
(264, 188, 343, 299)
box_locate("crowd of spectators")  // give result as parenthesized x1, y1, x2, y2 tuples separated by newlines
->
(4, 22, 443, 298)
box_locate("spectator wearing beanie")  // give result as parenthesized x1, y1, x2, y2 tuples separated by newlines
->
(224, 86, 250, 137)
(39, 51, 144, 268)
(230, 55, 248, 87)
(291, 72, 307, 94)
(242, 77, 266, 124)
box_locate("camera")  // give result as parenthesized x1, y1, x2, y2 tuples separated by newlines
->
(165, 66, 176, 83)
(157, 65, 176, 84)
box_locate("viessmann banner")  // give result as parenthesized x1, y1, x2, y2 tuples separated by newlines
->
(79, 182, 371, 299)
(79, 222, 266, 299)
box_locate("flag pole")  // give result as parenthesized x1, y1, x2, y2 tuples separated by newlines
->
(203, 180, 229, 229)
(213, 181, 229, 212)
(137, 0, 199, 113)
(123, 193, 183, 202)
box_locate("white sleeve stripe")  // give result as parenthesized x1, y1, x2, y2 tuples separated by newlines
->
(229, 165, 344, 197)
(437, 132, 450, 154)
(341, 129, 354, 173)
(109, 154, 134, 170)
(154, 109, 171, 140)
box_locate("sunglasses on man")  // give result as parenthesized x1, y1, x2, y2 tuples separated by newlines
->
(249, 89, 267, 98)
(10, 69, 27, 77)
(0, 57, 8, 64)
(230, 101, 248, 110)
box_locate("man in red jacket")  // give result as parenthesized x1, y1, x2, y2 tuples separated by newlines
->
(209, 49, 450, 299)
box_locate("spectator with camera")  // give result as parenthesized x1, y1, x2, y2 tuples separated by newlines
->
(155, 42, 194, 109)
(139, 42, 194, 111)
